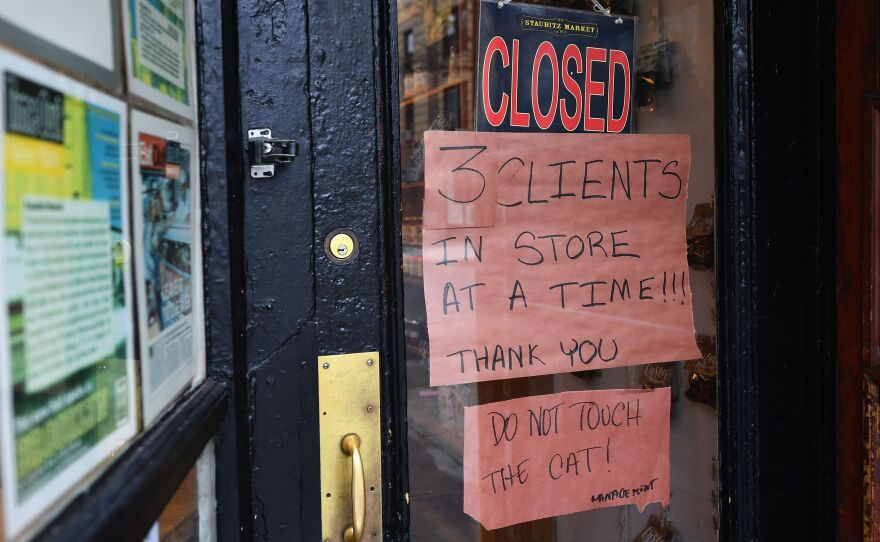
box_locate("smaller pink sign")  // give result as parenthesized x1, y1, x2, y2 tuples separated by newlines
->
(463, 387, 670, 530)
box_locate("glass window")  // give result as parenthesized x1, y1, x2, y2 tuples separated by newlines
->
(149, 442, 217, 542)
(0, 0, 209, 538)
(398, 0, 717, 539)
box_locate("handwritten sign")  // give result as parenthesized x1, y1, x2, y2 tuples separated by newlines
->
(463, 388, 670, 530)
(423, 131, 699, 385)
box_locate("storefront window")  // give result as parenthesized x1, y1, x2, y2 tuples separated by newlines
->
(0, 1, 208, 538)
(399, 0, 717, 539)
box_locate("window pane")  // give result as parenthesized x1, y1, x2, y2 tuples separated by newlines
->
(150, 441, 217, 542)
(398, 1, 718, 539)
(0, 0, 208, 537)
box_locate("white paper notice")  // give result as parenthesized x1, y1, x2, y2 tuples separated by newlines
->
(135, 0, 186, 89)
(21, 197, 114, 392)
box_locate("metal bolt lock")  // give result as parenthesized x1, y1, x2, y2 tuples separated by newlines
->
(324, 229, 359, 263)
(329, 234, 353, 259)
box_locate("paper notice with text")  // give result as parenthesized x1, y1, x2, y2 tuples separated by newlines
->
(464, 388, 670, 530)
(22, 198, 114, 392)
(131, 110, 202, 427)
(135, 0, 185, 88)
(124, 0, 193, 118)
(422, 131, 700, 385)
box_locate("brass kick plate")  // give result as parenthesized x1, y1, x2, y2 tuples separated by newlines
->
(319, 352, 382, 541)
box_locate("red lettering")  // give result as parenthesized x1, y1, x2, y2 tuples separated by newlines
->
(560, 44, 583, 132)
(481, 39, 630, 133)
(583, 47, 607, 132)
(531, 41, 559, 130)
(482, 36, 510, 127)
(606, 49, 631, 133)
(510, 39, 530, 127)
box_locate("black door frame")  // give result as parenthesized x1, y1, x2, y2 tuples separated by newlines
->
(29, 0, 838, 540)
(715, 0, 836, 540)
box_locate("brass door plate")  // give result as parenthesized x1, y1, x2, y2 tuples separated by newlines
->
(319, 352, 382, 541)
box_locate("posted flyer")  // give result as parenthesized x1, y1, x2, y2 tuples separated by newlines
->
(0, 51, 137, 538)
(123, 0, 195, 119)
(131, 110, 203, 426)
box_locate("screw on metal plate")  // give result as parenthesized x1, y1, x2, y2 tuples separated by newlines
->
(323, 362, 330, 369)
(248, 128, 297, 179)
(324, 229, 359, 264)
(367, 359, 374, 367)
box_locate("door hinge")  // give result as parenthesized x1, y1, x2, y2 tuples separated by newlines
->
(248, 128, 297, 179)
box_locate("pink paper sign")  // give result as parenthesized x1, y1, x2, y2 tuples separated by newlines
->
(422, 131, 700, 386)
(464, 388, 671, 530)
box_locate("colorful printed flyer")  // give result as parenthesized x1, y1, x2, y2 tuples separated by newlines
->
(131, 110, 203, 426)
(0, 51, 137, 538)
(123, 0, 195, 119)
(463, 388, 670, 530)
(422, 130, 700, 385)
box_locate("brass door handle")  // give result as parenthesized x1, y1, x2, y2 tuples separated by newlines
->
(341, 434, 365, 542)
(319, 354, 382, 541)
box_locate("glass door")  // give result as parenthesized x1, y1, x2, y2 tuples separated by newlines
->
(397, 1, 719, 539)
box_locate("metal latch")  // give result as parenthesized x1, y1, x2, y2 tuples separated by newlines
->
(248, 128, 297, 178)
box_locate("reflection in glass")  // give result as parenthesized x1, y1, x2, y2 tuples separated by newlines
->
(153, 442, 216, 542)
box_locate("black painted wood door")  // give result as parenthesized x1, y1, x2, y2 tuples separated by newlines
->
(227, 1, 407, 540)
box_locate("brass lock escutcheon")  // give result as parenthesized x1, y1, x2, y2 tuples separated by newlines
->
(324, 229, 359, 263)
(319, 352, 382, 542)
